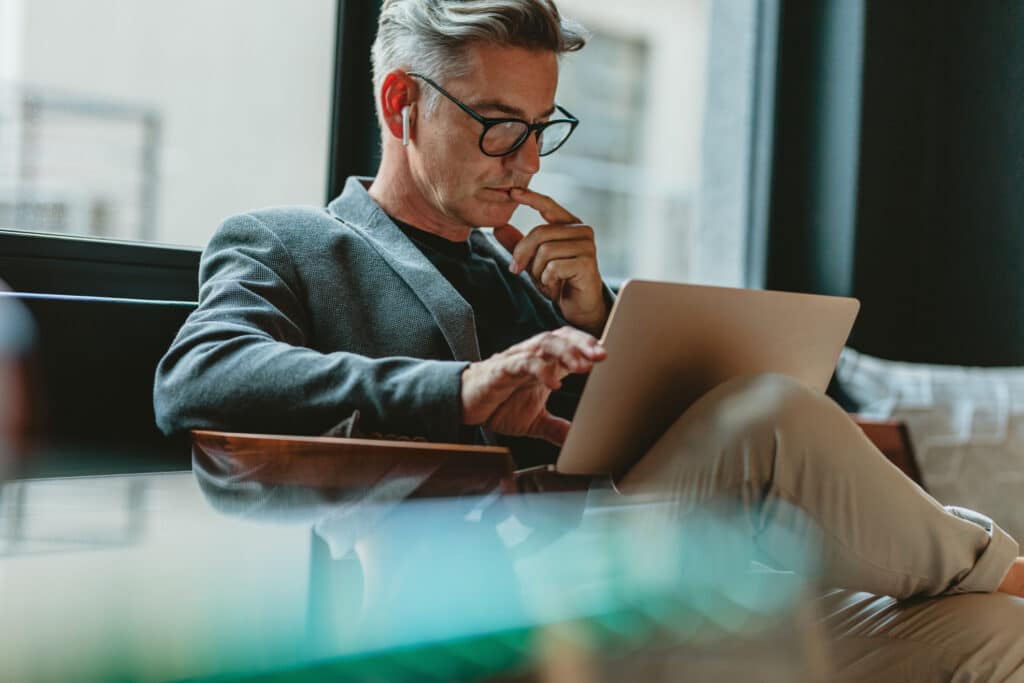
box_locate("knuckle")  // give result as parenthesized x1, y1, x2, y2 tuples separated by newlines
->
(534, 332, 555, 349)
(536, 335, 561, 352)
(515, 232, 535, 249)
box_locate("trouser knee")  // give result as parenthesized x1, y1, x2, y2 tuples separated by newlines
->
(695, 373, 853, 474)
(624, 373, 853, 494)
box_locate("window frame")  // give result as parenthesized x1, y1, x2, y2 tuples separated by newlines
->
(326, 0, 383, 201)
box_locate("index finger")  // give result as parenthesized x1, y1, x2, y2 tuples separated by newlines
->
(550, 326, 606, 359)
(510, 326, 606, 363)
(510, 188, 580, 224)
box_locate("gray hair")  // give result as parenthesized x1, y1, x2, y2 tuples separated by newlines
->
(372, 0, 587, 118)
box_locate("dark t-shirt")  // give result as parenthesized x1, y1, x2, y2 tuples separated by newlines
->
(392, 217, 585, 467)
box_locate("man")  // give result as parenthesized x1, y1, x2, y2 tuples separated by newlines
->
(155, 0, 1024, 678)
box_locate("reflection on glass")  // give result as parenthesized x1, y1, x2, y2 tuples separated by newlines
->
(193, 447, 827, 681)
(0, 289, 33, 482)
(0, 458, 827, 681)
(0, 477, 146, 557)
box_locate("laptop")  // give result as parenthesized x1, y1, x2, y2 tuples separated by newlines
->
(554, 280, 860, 476)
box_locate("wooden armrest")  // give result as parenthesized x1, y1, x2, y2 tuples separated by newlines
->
(191, 430, 517, 498)
(850, 416, 925, 489)
(194, 416, 920, 501)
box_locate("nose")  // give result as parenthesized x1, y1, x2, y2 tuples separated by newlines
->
(504, 133, 541, 175)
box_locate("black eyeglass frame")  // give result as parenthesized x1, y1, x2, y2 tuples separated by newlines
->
(407, 72, 579, 157)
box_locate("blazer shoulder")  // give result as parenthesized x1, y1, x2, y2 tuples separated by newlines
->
(210, 204, 368, 253)
(239, 204, 338, 237)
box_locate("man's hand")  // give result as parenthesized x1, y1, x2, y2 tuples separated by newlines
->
(461, 327, 606, 446)
(494, 188, 608, 337)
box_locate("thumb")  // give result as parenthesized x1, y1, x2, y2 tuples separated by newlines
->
(530, 411, 572, 447)
(493, 223, 524, 254)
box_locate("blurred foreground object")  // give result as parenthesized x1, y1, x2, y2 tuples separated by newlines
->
(0, 286, 35, 480)
(0, 469, 828, 681)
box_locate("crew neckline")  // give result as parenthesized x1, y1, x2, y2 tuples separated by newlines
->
(389, 216, 472, 260)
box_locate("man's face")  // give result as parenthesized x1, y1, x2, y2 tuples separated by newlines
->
(408, 44, 559, 228)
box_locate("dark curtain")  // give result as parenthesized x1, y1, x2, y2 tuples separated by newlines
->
(765, 0, 1024, 366)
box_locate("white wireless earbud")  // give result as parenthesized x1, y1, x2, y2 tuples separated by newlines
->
(401, 105, 411, 147)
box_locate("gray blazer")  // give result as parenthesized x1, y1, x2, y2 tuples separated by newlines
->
(153, 176, 584, 444)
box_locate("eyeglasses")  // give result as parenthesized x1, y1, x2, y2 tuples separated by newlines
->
(407, 72, 579, 157)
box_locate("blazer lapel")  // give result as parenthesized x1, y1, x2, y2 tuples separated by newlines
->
(328, 177, 481, 362)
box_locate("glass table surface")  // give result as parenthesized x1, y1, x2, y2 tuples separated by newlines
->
(0, 466, 822, 682)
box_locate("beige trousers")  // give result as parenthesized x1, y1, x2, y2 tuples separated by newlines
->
(620, 373, 1024, 681)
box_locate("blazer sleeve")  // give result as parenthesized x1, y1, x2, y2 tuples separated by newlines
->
(153, 213, 468, 441)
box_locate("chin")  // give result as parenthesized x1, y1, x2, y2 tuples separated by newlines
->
(468, 203, 516, 228)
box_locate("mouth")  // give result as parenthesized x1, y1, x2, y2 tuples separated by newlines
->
(483, 186, 518, 201)
(486, 183, 529, 194)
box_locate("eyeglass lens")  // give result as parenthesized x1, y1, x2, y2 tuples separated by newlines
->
(481, 120, 574, 156)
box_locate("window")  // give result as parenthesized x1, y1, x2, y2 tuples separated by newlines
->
(0, 0, 769, 286)
(0, 0, 337, 247)
(513, 0, 765, 287)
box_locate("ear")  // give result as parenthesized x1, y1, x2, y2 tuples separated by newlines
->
(380, 71, 417, 144)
